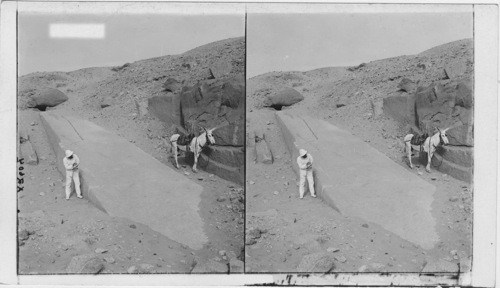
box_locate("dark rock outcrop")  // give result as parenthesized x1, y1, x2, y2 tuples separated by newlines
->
(385, 76, 473, 182)
(162, 78, 182, 93)
(177, 75, 244, 183)
(397, 78, 417, 94)
(148, 93, 181, 126)
(414, 79, 473, 146)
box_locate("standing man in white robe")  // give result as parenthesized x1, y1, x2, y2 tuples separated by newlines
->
(297, 149, 316, 199)
(63, 150, 82, 200)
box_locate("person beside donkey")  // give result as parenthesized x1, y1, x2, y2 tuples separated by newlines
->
(296, 149, 316, 199)
(63, 150, 82, 200)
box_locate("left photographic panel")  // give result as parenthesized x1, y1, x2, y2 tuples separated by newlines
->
(17, 2, 245, 275)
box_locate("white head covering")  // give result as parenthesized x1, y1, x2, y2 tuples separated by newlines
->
(65, 150, 74, 157)
(299, 149, 307, 157)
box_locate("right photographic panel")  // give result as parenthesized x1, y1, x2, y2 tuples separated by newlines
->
(245, 4, 474, 273)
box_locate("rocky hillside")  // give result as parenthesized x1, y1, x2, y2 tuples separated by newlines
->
(248, 38, 473, 182)
(246, 38, 473, 273)
(18, 36, 245, 184)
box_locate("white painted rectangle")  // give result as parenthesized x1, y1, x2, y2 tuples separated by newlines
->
(49, 23, 105, 39)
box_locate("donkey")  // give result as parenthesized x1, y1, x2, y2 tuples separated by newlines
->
(404, 127, 450, 173)
(170, 127, 216, 172)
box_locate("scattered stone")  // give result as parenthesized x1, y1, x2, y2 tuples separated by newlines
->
(297, 252, 336, 273)
(370, 98, 384, 119)
(273, 191, 279, 195)
(95, 248, 108, 254)
(197, 177, 204, 181)
(418, 171, 423, 176)
(30, 121, 37, 126)
(449, 197, 459, 202)
(249, 181, 255, 185)
(39, 192, 45, 196)
(361, 223, 369, 228)
(104, 257, 115, 264)
(229, 258, 244, 273)
(245, 238, 257, 246)
(334, 255, 347, 263)
(216, 196, 226, 202)
(397, 78, 417, 94)
(66, 254, 105, 274)
(18, 229, 30, 241)
(218, 250, 226, 257)
(209, 61, 232, 79)
(370, 263, 386, 271)
(129, 224, 136, 229)
(358, 265, 368, 272)
(327, 247, 340, 253)
(127, 266, 138, 274)
(140, 263, 155, 272)
(184, 171, 190, 176)
(431, 176, 437, 180)
(191, 259, 228, 273)
(20, 139, 38, 165)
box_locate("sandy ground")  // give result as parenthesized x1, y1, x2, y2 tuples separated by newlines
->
(17, 65, 244, 274)
(245, 64, 472, 273)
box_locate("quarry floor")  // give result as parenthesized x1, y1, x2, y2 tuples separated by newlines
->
(17, 108, 243, 273)
(245, 80, 473, 273)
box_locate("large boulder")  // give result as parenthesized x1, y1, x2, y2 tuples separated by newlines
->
(263, 88, 304, 109)
(26, 87, 68, 110)
(162, 78, 182, 92)
(398, 78, 417, 94)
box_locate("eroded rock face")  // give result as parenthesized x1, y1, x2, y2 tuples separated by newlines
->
(263, 88, 304, 109)
(180, 76, 244, 133)
(25, 87, 68, 110)
(177, 75, 245, 183)
(414, 79, 473, 146)
(148, 93, 181, 126)
(385, 77, 474, 182)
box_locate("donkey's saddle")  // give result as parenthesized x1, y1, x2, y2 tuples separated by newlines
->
(177, 132, 195, 146)
(410, 133, 429, 146)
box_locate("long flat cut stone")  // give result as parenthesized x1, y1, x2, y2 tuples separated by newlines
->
(41, 112, 207, 250)
(276, 111, 439, 249)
